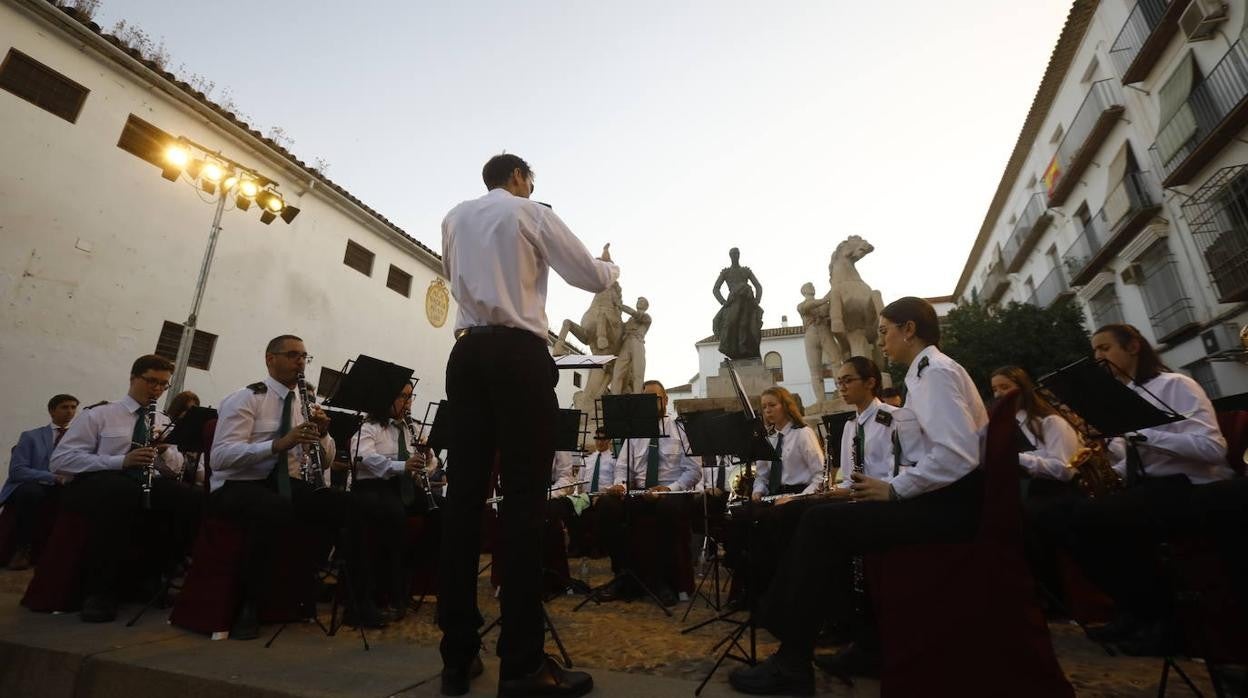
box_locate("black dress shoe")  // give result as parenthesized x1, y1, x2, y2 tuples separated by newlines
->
(498, 656, 592, 697)
(814, 641, 881, 680)
(231, 603, 260, 641)
(654, 583, 679, 608)
(80, 594, 118, 623)
(596, 578, 632, 602)
(440, 654, 484, 696)
(728, 654, 814, 696)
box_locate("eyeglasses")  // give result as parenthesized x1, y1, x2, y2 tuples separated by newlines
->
(138, 376, 171, 389)
(834, 376, 861, 387)
(269, 351, 313, 362)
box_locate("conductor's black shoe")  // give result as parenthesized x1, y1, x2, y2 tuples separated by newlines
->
(230, 602, 260, 640)
(80, 594, 118, 623)
(439, 654, 483, 696)
(814, 641, 881, 680)
(655, 583, 679, 608)
(344, 601, 387, 629)
(1086, 613, 1140, 643)
(498, 655, 592, 697)
(728, 654, 814, 695)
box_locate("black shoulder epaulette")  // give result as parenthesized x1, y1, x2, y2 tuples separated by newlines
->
(916, 356, 931, 379)
(247, 382, 268, 394)
(84, 400, 108, 409)
(875, 410, 894, 427)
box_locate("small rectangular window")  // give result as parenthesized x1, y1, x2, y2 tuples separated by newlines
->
(0, 48, 89, 123)
(386, 264, 412, 297)
(317, 367, 344, 399)
(117, 114, 173, 168)
(154, 320, 217, 371)
(573, 372, 583, 388)
(344, 240, 374, 276)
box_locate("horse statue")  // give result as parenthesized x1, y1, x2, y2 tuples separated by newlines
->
(553, 282, 625, 356)
(825, 235, 885, 361)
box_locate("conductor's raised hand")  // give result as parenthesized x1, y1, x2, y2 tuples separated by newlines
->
(599, 243, 612, 263)
(848, 472, 893, 502)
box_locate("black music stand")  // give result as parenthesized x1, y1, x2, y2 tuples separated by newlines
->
(1038, 357, 1181, 440)
(555, 409, 587, 453)
(697, 361, 779, 696)
(167, 405, 218, 487)
(574, 392, 674, 615)
(676, 408, 731, 623)
(324, 408, 365, 490)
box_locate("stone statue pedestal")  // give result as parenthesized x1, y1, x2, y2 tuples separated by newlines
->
(705, 358, 774, 401)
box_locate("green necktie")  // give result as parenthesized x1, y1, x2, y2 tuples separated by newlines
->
(591, 452, 602, 492)
(769, 431, 785, 493)
(270, 392, 293, 500)
(645, 438, 660, 488)
(128, 406, 152, 482)
(396, 422, 415, 506)
(853, 421, 865, 474)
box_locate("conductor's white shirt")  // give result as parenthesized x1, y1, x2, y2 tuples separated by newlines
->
(890, 345, 989, 499)
(753, 422, 825, 496)
(209, 376, 336, 492)
(442, 188, 619, 338)
(50, 395, 183, 476)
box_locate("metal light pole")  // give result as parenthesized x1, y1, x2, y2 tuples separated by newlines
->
(166, 189, 228, 408)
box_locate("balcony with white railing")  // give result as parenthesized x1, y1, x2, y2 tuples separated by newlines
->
(1108, 0, 1184, 85)
(1001, 193, 1054, 273)
(1062, 171, 1163, 286)
(1181, 164, 1248, 303)
(1151, 37, 1248, 187)
(982, 254, 1010, 305)
(1046, 80, 1126, 207)
(1030, 266, 1073, 309)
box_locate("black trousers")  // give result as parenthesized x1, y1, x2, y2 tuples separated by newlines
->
(5, 481, 58, 553)
(1051, 474, 1204, 622)
(438, 329, 558, 678)
(758, 472, 983, 660)
(593, 493, 690, 588)
(1188, 477, 1248, 610)
(351, 477, 411, 604)
(1021, 478, 1086, 604)
(723, 490, 821, 601)
(61, 471, 202, 597)
(210, 478, 354, 607)
(546, 496, 584, 557)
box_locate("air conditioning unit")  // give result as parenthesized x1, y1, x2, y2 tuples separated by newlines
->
(1120, 263, 1145, 285)
(1201, 322, 1240, 355)
(1181, 0, 1228, 42)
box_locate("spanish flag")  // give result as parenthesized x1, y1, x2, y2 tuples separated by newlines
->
(1043, 154, 1062, 198)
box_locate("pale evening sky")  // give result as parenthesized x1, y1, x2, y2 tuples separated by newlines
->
(96, 0, 1073, 390)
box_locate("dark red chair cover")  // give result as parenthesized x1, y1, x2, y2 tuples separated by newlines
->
(21, 508, 90, 612)
(866, 390, 1074, 697)
(0, 487, 63, 566)
(169, 517, 246, 634)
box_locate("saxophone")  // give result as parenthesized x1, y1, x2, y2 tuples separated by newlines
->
(296, 372, 326, 490)
(1066, 440, 1124, 499)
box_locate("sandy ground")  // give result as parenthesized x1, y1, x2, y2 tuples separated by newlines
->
(0, 557, 1227, 696)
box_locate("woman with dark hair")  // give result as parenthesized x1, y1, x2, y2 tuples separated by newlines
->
(833, 356, 905, 491)
(1051, 323, 1232, 656)
(731, 296, 989, 694)
(989, 366, 1080, 487)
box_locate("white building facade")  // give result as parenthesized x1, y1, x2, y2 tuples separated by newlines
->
(955, 0, 1248, 399)
(0, 1, 591, 482)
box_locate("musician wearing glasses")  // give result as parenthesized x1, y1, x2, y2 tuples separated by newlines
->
(49, 355, 200, 624)
(350, 381, 435, 621)
(731, 297, 988, 695)
(832, 357, 905, 492)
(209, 335, 380, 640)
(1, 393, 78, 571)
(596, 380, 700, 607)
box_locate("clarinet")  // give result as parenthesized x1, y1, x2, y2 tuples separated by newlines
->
(849, 429, 867, 615)
(296, 372, 326, 490)
(402, 413, 438, 511)
(140, 397, 159, 510)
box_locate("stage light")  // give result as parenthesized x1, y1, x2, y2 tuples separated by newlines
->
(256, 190, 285, 213)
(235, 194, 252, 211)
(259, 209, 277, 225)
(186, 159, 204, 180)
(221, 173, 239, 191)
(201, 162, 225, 183)
(161, 143, 190, 181)
(200, 180, 216, 195)
(238, 178, 259, 198)
(280, 205, 301, 224)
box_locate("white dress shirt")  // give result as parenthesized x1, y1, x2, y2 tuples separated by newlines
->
(617, 415, 702, 491)
(209, 376, 336, 492)
(350, 419, 411, 481)
(753, 422, 825, 496)
(50, 395, 183, 476)
(890, 345, 989, 499)
(836, 399, 903, 488)
(550, 451, 579, 493)
(442, 188, 619, 338)
(1108, 372, 1231, 484)
(584, 449, 617, 493)
(1017, 411, 1080, 482)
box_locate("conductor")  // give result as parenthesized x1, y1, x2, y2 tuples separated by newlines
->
(438, 154, 617, 697)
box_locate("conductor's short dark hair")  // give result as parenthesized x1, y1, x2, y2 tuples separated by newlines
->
(482, 154, 532, 190)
